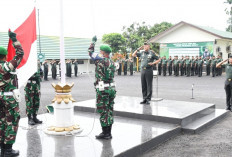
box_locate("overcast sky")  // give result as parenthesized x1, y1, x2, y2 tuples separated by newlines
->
(0, 0, 230, 38)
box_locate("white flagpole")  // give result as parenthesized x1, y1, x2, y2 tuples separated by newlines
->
(60, 0, 66, 85)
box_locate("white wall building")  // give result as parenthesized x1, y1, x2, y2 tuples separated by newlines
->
(149, 21, 232, 60)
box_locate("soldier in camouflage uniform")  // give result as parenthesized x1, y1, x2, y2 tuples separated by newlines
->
(88, 37, 116, 140)
(25, 61, 43, 125)
(0, 31, 23, 156)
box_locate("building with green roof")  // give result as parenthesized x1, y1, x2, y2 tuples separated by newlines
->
(149, 21, 232, 60)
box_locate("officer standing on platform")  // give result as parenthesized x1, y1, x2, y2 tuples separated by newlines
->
(216, 55, 232, 111)
(88, 36, 116, 140)
(173, 55, 180, 76)
(185, 55, 191, 77)
(191, 56, 195, 76)
(25, 61, 43, 125)
(195, 56, 199, 75)
(180, 56, 185, 76)
(158, 57, 162, 75)
(73, 59, 78, 77)
(167, 56, 173, 76)
(42, 60, 49, 81)
(129, 58, 134, 75)
(162, 56, 167, 76)
(198, 56, 203, 77)
(132, 42, 160, 104)
(211, 56, 217, 77)
(0, 30, 23, 156)
(205, 56, 211, 76)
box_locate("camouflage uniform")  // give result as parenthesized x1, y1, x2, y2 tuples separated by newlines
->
(24, 66, 42, 116)
(0, 41, 24, 145)
(88, 44, 116, 127)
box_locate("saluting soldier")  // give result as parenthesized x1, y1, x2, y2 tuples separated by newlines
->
(162, 56, 167, 76)
(158, 57, 162, 75)
(173, 55, 180, 76)
(167, 56, 173, 76)
(211, 56, 217, 77)
(205, 56, 211, 76)
(216, 55, 232, 111)
(191, 56, 195, 76)
(198, 56, 203, 77)
(133, 42, 160, 104)
(0, 30, 23, 156)
(73, 59, 78, 77)
(180, 56, 185, 76)
(50, 60, 57, 79)
(88, 36, 116, 139)
(42, 60, 49, 81)
(25, 61, 43, 125)
(185, 55, 191, 77)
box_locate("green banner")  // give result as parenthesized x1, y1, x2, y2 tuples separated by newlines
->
(160, 42, 214, 57)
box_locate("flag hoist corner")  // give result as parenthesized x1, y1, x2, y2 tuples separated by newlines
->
(7, 7, 37, 88)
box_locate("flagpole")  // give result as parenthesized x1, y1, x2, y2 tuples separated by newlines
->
(60, 0, 66, 85)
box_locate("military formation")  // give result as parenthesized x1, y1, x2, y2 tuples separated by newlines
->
(116, 57, 134, 76)
(42, 59, 79, 80)
(158, 55, 223, 77)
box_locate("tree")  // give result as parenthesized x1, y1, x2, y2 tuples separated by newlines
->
(122, 21, 173, 53)
(102, 33, 126, 53)
(225, 0, 232, 32)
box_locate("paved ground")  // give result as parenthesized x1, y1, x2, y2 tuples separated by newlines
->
(19, 72, 232, 157)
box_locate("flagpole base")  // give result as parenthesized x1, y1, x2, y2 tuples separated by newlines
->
(151, 98, 163, 101)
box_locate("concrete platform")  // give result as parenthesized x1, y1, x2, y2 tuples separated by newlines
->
(15, 112, 180, 157)
(74, 96, 229, 133)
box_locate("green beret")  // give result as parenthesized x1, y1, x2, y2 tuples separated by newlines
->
(0, 46, 7, 55)
(100, 44, 112, 53)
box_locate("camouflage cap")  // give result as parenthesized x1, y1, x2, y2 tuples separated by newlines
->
(0, 46, 7, 55)
(100, 44, 112, 53)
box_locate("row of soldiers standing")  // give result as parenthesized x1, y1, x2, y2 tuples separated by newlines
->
(117, 58, 134, 75)
(158, 55, 223, 77)
(42, 59, 79, 80)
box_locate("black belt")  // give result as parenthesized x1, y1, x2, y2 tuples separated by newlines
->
(142, 67, 152, 70)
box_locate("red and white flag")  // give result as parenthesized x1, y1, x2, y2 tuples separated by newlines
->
(7, 8, 37, 88)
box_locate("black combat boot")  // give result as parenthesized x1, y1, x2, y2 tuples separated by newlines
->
(95, 126, 112, 140)
(33, 114, 43, 124)
(3, 144, 19, 157)
(28, 114, 35, 125)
